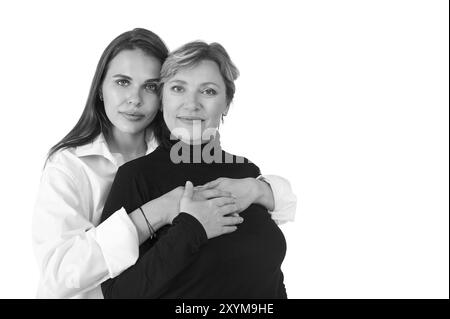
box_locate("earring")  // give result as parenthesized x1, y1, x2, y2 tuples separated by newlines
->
(99, 92, 103, 101)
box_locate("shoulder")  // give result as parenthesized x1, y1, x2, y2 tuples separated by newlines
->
(44, 147, 88, 182)
(119, 145, 160, 172)
(38, 148, 95, 200)
(115, 145, 167, 181)
(221, 150, 261, 177)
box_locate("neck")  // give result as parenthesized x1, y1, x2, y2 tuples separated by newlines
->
(106, 128, 147, 160)
(165, 133, 224, 164)
(170, 128, 220, 146)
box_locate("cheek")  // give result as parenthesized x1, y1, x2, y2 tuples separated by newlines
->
(103, 87, 126, 111)
(142, 94, 160, 115)
(162, 92, 177, 110)
(206, 100, 227, 125)
(161, 94, 180, 119)
(103, 99, 118, 119)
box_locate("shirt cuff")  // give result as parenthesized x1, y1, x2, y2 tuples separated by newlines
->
(257, 174, 297, 225)
(95, 208, 140, 278)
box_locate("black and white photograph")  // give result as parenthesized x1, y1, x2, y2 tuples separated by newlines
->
(0, 0, 448, 306)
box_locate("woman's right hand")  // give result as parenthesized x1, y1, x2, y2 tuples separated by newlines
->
(180, 181, 243, 239)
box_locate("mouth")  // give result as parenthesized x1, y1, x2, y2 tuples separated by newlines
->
(120, 112, 145, 121)
(177, 116, 205, 124)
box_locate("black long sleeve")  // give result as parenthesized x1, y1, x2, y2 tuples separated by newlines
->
(102, 213, 207, 298)
(100, 164, 207, 298)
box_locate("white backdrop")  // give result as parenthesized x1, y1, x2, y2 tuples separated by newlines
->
(0, 0, 448, 299)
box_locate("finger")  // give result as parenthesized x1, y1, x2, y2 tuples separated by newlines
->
(221, 226, 238, 235)
(222, 216, 244, 226)
(212, 196, 236, 207)
(219, 203, 239, 216)
(182, 181, 194, 199)
(200, 189, 234, 199)
(202, 178, 222, 189)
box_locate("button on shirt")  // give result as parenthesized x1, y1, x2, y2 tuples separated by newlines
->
(32, 133, 297, 299)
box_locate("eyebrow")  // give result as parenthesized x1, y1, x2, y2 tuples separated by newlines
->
(202, 81, 220, 88)
(168, 79, 187, 84)
(168, 79, 221, 87)
(112, 74, 160, 82)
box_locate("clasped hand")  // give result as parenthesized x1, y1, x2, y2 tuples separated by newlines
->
(152, 178, 260, 239)
(196, 177, 259, 214)
(180, 181, 244, 239)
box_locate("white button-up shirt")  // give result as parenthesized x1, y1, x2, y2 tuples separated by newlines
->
(32, 133, 297, 299)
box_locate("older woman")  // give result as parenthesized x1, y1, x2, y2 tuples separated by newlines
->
(100, 41, 288, 298)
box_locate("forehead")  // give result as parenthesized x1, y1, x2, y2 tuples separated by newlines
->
(106, 49, 161, 78)
(171, 60, 225, 86)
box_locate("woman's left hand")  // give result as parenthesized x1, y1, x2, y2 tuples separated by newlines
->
(196, 177, 259, 213)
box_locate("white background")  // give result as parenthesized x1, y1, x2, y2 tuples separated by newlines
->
(0, 0, 448, 298)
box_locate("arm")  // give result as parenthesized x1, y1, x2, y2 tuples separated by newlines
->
(257, 174, 297, 225)
(100, 169, 209, 298)
(127, 186, 183, 245)
(130, 184, 240, 244)
(254, 177, 275, 211)
(199, 174, 297, 225)
(32, 161, 233, 298)
(102, 213, 207, 298)
(32, 164, 139, 298)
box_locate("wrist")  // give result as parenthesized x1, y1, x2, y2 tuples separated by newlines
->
(254, 178, 275, 211)
(142, 198, 170, 227)
(251, 178, 263, 203)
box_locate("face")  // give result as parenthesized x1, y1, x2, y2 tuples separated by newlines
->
(101, 49, 161, 137)
(162, 60, 229, 144)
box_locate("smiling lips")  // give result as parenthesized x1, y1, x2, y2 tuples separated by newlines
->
(177, 116, 205, 124)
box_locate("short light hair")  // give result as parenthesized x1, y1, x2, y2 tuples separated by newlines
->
(160, 41, 239, 105)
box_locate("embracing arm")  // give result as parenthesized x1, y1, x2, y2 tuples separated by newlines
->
(256, 174, 297, 225)
(200, 174, 297, 225)
(127, 187, 182, 245)
(32, 164, 139, 298)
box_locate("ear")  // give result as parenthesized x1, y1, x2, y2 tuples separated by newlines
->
(223, 104, 230, 116)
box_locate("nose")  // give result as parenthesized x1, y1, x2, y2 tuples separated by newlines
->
(127, 88, 143, 107)
(183, 91, 202, 111)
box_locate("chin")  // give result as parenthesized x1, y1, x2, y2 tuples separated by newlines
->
(117, 124, 146, 135)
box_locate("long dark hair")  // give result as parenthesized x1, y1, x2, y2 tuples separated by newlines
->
(47, 28, 168, 161)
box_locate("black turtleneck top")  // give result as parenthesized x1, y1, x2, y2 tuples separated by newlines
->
(100, 140, 287, 299)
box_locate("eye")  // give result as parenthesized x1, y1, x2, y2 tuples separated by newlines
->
(144, 82, 158, 92)
(202, 88, 217, 96)
(171, 85, 184, 93)
(116, 79, 130, 87)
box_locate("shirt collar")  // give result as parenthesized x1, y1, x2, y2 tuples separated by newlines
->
(74, 129, 159, 163)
